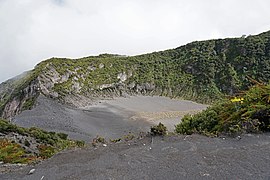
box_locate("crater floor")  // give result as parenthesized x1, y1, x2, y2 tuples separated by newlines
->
(14, 95, 207, 141)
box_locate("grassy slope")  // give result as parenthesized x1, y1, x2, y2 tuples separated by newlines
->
(175, 83, 270, 135)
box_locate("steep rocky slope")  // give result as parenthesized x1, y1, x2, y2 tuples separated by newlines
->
(1, 30, 270, 119)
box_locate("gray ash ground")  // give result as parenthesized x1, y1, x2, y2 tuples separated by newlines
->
(13, 95, 151, 141)
(2, 96, 270, 179)
(1, 134, 270, 180)
(13, 95, 207, 141)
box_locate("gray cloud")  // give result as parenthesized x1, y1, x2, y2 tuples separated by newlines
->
(1, 0, 270, 82)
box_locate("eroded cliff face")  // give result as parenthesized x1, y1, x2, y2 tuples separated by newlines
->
(1, 78, 40, 119)
(0, 62, 161, 119)
(36, 63, 159, 107)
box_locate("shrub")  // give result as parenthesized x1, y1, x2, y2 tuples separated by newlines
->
(150, 122, 167, 136)
(38, 145, 55, 159)
(175, 114, 194, 135)
(175, 83, 270, 136)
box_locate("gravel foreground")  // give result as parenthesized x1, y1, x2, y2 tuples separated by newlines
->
(1, 134, 270, 180)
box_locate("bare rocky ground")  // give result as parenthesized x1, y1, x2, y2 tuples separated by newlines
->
(13, 95, 207, 141)
(2, 95, 270, 179)
(1, 133, 270, 180)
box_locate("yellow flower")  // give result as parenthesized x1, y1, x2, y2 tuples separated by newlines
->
(230, 97, 244, 103)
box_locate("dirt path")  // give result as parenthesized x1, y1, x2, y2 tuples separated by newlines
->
(1, 133, 270, 180)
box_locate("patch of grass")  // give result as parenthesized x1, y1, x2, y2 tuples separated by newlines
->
(38, 144, 55, 159)
(0, 139, 37, 164)
(0, 119, 27, 135)
(21, 97, 37, 111)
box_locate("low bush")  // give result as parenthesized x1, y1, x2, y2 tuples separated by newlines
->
(150, 122, 167, 136)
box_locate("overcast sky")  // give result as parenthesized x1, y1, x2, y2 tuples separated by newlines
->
(1, 0, 270, 83)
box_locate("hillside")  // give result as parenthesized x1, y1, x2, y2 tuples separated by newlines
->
(1, 30, 270, 119)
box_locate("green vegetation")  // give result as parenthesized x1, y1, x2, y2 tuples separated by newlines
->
(0, 119, 85, 163)
(0, 119, 28, 135)
(175, 83, 270, 136)
(22, 97, 37, 111)
(150, 122, 168, 136)
(37, 145, 56, 159)
(38, 31, 270, 103)
(1, 30, 270, 118)
(0, 139, 37, 164)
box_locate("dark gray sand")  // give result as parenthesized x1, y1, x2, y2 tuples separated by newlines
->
(14, 95, 207, 140)
(14, 95, 148, 141)
(1, 134, 270, 180)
